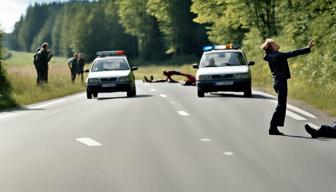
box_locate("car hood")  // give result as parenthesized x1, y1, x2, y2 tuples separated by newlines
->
(88, 70, 131, 78)
(197, 66, 249, 76)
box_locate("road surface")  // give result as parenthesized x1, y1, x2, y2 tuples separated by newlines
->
(0, 81, 335, 192)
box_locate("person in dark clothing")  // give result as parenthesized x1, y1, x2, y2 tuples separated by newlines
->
(68, 53, 79, 83)
(37, 43, 53, 84)
(77, 53, 85, 83)
(261, 39, 314, 135)
(33, 48, 41, 85)
(305, 122, 336, 138)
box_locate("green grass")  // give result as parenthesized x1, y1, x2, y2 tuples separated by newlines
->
(2, 51, 87, 106)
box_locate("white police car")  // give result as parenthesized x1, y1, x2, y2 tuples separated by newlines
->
(193, 44, 255, 97)
(86, 50, 137, 99)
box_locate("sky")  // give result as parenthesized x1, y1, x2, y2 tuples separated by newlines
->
(0, 0, 69, 33)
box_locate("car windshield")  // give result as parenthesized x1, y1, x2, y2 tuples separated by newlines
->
(200, 52, 246, 68)
(91, 58, 130, 72)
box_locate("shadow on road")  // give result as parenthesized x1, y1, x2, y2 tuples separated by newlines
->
(208, 92, 274, 100)
(281, 134, 336, 141)
(97, 94, 153, 101)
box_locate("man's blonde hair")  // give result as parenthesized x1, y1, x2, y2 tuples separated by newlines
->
(260, 39, 275, 52)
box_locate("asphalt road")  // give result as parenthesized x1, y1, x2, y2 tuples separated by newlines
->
(0, 81, 335, 192)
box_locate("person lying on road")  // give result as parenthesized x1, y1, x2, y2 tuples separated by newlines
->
(144, 70, 196, 86)
(305, 122, 336, 138)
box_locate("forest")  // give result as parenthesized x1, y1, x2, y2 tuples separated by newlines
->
(1, 0, 336, 114)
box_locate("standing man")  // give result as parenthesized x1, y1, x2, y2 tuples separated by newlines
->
(260, 39, 314, 135)
(68, 53, 79, 83)
(77, 53, 85, 83)
(33, 47, 41, 85)
(38, 43, 53, 84)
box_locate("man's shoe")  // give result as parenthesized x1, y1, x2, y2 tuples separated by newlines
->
(305, 123, 318, 138)
(269, 127, 284, 135)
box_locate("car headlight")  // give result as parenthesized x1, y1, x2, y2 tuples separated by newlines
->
(88, 78, 100, 83)
(198, 75, 211, 80)
(118, 76, 131, 82)
(234, 73, 249, 79)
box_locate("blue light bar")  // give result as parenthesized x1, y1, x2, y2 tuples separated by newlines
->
(203, 44, 240, 52)
(203, 45, 214, 52)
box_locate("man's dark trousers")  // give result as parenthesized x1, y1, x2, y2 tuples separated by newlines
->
(316, 125, 336, 138)
(271, 80, 287, 127)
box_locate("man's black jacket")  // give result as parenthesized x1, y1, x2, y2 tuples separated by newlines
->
(264, 47, 311, 82)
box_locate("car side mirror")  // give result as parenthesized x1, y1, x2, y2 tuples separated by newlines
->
(192, 64, 199, 69)
(132, 66, 138, 71)
(248, 61, 255, 66)
(84, 69, 90, 73)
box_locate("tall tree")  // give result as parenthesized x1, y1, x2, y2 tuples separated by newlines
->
(118, 0, 165, 60)
(147, 0, 207, 56)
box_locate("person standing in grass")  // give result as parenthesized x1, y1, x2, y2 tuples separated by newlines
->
(260, 39, 314, 135)
(33, 47, 41, 85)
(77, 53, 85, 83)
(68, 53, 79, 83)
(37, 43, 53, 84)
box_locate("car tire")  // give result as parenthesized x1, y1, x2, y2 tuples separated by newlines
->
(132, 86, 137, 97)
(87, 91, 92, 99)
(197, 90, 205, 97)
(127, 88, 134, 97)
(93, 92, 98, 98)
(244, 88, 252, 97)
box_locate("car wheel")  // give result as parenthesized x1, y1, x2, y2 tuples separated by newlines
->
(93, 92, 98, 98)
(86, 91, 92, 99)
(244, 88, 252, 97)
(132, 86, 137, 96)
(197, 90, 205, 97)
(127, 89, 133, 97)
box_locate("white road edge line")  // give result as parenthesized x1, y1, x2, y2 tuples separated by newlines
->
(76, 138, 102, 146)
(286, 110, 307, 121)
(0, 113, 18, 119)
(160, 94, 167, 98)
(269, 100, 316, 118)
(30, 99, 66, 109)
(178, 111, 189, 116)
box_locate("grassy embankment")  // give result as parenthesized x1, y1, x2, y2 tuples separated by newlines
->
(2, 51, 87, 106)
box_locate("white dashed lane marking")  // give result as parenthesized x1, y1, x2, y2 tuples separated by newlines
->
(223, 152, 234, 156)
(178, 111, 189, 116)
(200, 138, 212, 142)
(150, 89, 157, 92)
(160, 94, 167, 98)
(76, 138, 102, 147)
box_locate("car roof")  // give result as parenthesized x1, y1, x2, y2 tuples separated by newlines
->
(93, 56, 128, 62)
(203, 49, 243, 54)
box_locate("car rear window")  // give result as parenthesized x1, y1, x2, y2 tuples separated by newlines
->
(92, 58, 130, 72)
(200, 52, 246, 68)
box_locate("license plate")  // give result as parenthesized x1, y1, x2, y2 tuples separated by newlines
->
(102, 83, 116, 88)
(216, 81, 233, 86)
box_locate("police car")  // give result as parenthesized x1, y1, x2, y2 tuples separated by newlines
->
(193, 44, 255, 97)
(86, 50, 137, 99)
